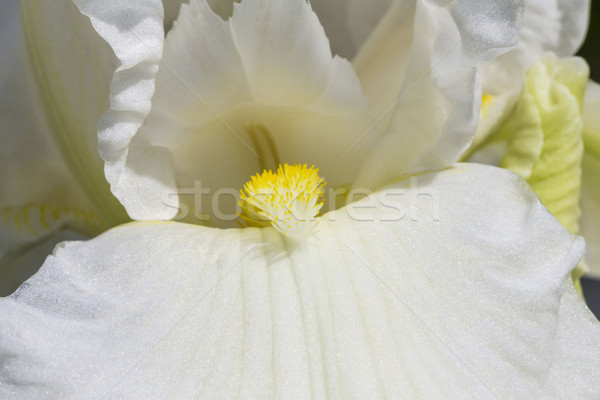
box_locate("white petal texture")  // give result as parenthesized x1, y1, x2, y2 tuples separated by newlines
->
(1, 164, 599, 399)
(69, 0, 166, 220)
(100, 0, 374, 222)
(352, 0, 524, 190)
(581, 81, 600, 277)
(482, 0, 590, 94)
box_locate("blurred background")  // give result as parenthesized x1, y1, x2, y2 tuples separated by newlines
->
(578, 2, 599, 318)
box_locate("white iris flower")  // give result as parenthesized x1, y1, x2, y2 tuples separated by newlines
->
(1, 0, 600, 398)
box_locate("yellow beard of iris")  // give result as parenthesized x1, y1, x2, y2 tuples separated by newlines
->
(239, 164, 326, 241)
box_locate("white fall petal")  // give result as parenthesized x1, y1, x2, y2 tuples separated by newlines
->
(1, 164, 599, 399)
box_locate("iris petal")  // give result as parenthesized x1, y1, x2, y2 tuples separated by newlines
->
(1, 164, 598, 399)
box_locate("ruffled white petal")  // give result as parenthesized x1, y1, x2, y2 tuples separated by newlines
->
(482, 0, 590, 94)
(111, 0, 372, 221)
(71, 0, 168, 219)
(353, 0, 524, 190)
(1, 164, 598, 399)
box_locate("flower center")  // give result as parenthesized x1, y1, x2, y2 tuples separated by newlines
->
(239, 164, 326, 240)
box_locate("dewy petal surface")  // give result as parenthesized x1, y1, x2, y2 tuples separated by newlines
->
(482, 0, 590, 94)
(111, 0, 373, 221)
(353, 0, 524, 190)
(1, 164, 599, 399)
